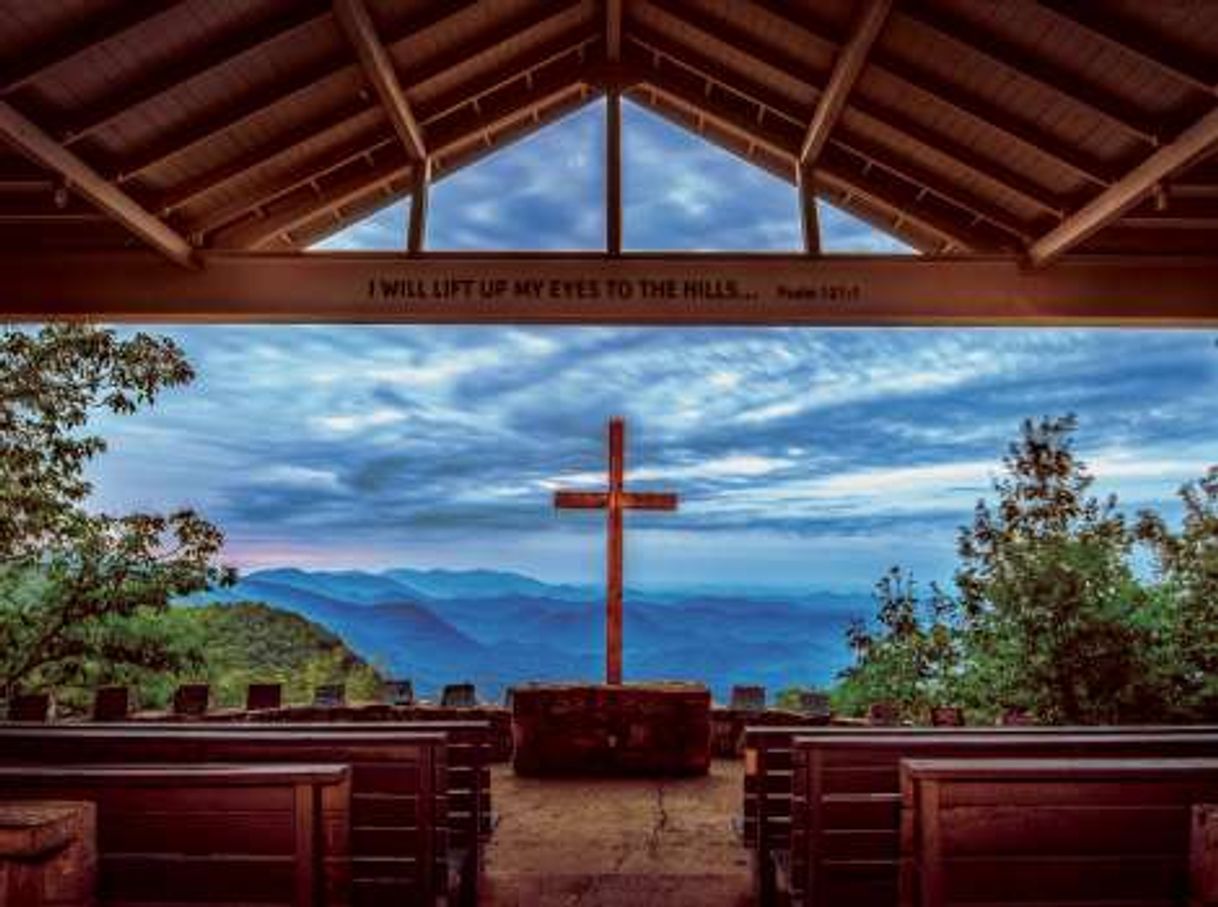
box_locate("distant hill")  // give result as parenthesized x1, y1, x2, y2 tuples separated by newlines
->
(185, 567, 870, 701)
(131, 603, 384, 710)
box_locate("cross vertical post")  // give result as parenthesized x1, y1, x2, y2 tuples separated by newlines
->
(554, 417, 679, 685)
(606, 417, 625, 683)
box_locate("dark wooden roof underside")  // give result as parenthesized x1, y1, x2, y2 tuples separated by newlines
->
(2, 0, 1218, 258)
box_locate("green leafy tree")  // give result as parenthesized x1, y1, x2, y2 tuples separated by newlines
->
(1136, 467, 1218, 719)
(952, 416, 1155, 723)
(834, 567, 959, 721)
(0, 324, 232, 698)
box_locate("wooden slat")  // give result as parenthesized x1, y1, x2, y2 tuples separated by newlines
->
(61, 2, 332, 145)
(0, 2, 189, 96)
(0, 101, 196, 267)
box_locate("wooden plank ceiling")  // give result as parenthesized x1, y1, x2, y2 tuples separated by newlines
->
(1, 0, 1217, 263)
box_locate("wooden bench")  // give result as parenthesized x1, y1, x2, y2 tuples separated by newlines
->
(784, 729, 1218, 907)
(57, 719, 495, 848)
(901, 758, 1218, 907)
(0, 763, 350, 907)
(1195, 804, 1218, 907)
(0, 728, 450, 907)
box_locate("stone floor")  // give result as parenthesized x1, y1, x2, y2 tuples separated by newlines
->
(479, 759, 754, 906)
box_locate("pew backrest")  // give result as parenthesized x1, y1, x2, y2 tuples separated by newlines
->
(0, 728, 447, 907)
(901, 757, 1218, 907)
(789, 731, 1218, 907)
(0, 762, 350, 907)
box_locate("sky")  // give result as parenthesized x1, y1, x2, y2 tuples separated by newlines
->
(83, 99, 1218, 592)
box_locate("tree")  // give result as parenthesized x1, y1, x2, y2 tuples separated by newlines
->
(952, 416, 1155, 723)
(834, 567, 959, 722)
(0, 324, 232, 697)
(1136, 467, 1218, 719)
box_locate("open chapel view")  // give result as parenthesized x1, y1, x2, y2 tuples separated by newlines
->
(4, 2, 1218, 906)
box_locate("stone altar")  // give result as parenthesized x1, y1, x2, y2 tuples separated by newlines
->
(511, 682, 711, 776)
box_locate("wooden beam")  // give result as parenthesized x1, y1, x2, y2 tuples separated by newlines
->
(114, 0, 477, 183)
(407, 157, 431, 253)
(630, 34, 1023, 247)
(748, 0, 1115, 187)
(1035, 1, 1218, 96)
(61, 3, 331, 145)
(648, 3, 1070, 216)
(188, 30, 595, 236)
(798, 163, 821, 254)
(1029, 107, 1218, 266)
(5, 252, 1218, 326)
(606, 0, 623, 62)
(899, 1, 1160, 145)
(0, 2, 189, 96)
(800, 0, 891, 167)
(333, 0, 427, 161)
(606, 90, 623, 255)
(0, 101, 195, 267)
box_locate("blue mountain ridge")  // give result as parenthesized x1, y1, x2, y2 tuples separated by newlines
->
(182, 567, 869, 701)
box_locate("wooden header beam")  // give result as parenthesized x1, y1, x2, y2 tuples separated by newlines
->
(0, 101, 196, 268)
(333, 0, 427, 162)
(2, 252, 1217, 326)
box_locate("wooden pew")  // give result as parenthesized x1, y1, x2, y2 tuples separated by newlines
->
(785, 730, 1218, 907)
(0, 728, 449, 907)
(0, 763, 350, 907)
(901, 758, 1218, 907)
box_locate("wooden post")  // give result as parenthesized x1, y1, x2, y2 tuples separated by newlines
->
(1193, 804, 1218, 907)
(799, 162, 821, 254)
(606, 91, 623, 256)
(606, 417, 624, 683)
(407, 157, 430, 254)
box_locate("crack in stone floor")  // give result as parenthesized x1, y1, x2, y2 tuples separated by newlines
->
(479, 759, 754, 907)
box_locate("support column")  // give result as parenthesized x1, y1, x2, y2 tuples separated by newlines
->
(606, 91, 623, 256)
(407, 157, 430, 254)
(799, 162, 821, 254)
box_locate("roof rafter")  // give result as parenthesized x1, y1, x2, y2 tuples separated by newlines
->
(800, 0, 892, 167)
(187, 30, 598, 240)
(644, 5, 1066, 219)
(628, 32, 1028, 246)
(216, 65, 590, 250)
(633, 62, 985, 252)
(0, 100, 195, 267)
(898, 1, 1161, 146)
(0, 1, 190, 96)
(1034, 0, 1218, 97)
(606, 0, 623, 62)
(112, 0, 479, 184)
(747, 0, 1115, 188)
(60, 2, 331, 146)
(1029, 107, 1218, 265)
(334, 0, 427, 162)
(144, 1, 582, 209)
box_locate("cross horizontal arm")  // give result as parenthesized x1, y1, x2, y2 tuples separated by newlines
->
(621, 492, 679, 511)
(554, 491, 609, 509)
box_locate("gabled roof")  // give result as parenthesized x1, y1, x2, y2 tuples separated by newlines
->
(1, 0, 1217, 263)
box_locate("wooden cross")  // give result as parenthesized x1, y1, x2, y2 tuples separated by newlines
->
(554, 417, 678, 684)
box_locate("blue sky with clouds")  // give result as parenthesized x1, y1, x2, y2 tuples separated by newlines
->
(85, 100, 1218, 592)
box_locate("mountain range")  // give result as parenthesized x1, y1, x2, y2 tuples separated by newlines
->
(183, 568, 870, 702)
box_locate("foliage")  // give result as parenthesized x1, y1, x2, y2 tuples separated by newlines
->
(0, 324, 232, 697)
(834, 415, 1217, 725)
(124, 603, 385, 711)
(832, 568, 959, 722)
